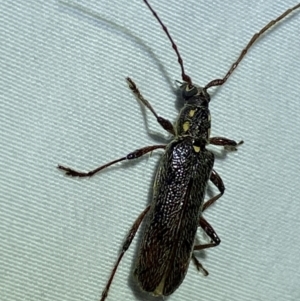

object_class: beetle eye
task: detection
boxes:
[181,84,198,100]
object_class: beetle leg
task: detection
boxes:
[127,77,175,135]
[192,217,221,275]
[194,217,221,252]
[191,254,209,276]
[58,144,166,177]
[209,137,243,151]
[202,169,225,212]
[100,205,151,301]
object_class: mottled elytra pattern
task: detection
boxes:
[57,1,300,301]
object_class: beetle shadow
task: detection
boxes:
[57,0,177,92]
[58,0,181,145]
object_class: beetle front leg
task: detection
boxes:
[126,77,175,135]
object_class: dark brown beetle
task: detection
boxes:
[58,1,300,300]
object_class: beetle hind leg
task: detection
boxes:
[191,254,209,276]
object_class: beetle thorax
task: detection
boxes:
[175,103,211,142]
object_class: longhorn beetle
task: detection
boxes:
[58,1,300,300]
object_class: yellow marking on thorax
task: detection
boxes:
[189,109,196,117]
[193,145,201,153]
[183,121,190,132]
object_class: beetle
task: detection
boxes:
[58,1,300,300]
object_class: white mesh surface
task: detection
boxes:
[1,1,300,301]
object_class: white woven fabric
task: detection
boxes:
[1,1,300,300]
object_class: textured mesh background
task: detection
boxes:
[1,1,300,301]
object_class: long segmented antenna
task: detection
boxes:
[143,1,300,91]
[143,0,192,86]
[204,3,300,90]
